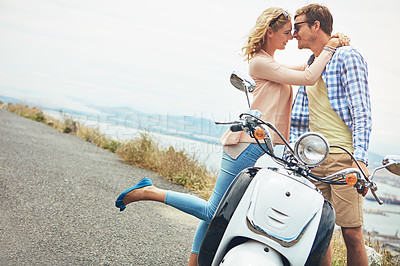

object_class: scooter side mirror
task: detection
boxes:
[230,71,255,93]
[382,155,400,175]
[230,71,256,108]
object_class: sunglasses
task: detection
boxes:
[293,20,315,33]
[270,10,289,26]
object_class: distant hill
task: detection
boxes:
[86,105,230,145]
[0,97,228,145]
[0,95,22,105]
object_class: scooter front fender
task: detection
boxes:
[220,240,283,266]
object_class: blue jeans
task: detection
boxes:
[164,143,266,254]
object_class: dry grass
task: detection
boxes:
[331,228,400,265]
[365,234,400,266]
[77,126,120,152]
[2,103,119,152]
[3,103,78,134]
[4,103,46,122]
[115,133,216,199]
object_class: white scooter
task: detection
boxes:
[197,72,400,266]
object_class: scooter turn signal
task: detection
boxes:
[254,127,266,140]
[346,174,358,186]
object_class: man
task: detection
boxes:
[290,4,371,266]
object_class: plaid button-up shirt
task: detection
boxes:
[290,46,372,164]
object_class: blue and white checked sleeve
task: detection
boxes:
[289,86,310,144]
[339,48,372,164]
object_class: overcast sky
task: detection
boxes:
[0,0,399,155]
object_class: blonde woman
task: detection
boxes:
[115,7,345,266]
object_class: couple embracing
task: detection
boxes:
[116,3,371,266]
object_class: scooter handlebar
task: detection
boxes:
[230,124,243,132]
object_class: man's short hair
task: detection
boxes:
[295,4,333,36]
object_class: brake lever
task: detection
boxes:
[367,182,383,205]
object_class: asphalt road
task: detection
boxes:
[0,109,199,265]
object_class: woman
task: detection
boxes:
[115,7,345,265]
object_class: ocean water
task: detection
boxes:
[363,183,400,236]
[46,110,400,238]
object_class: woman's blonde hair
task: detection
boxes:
[242,8,291,61]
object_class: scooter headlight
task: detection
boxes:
[294,133,329,166]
